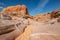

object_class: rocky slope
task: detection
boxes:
[15,9,60,40]
[0,5,60,40]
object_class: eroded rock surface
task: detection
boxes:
[2,5,29,16]
[0,5,60,40]
[15,10,60,40]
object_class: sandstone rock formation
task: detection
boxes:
[0,5,30,40]
[33,13,50,22]
[33,9,60,22]
[50,9,60,18]
[16,18,60,40]
[0,5,60,40]
[0,18,29,40]
[2,5,29,17]
[15,10,60,40]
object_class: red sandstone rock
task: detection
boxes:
[2,5,29,16]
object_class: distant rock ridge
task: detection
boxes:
[33,9,60,22]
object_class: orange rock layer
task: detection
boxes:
[2,5,29,16]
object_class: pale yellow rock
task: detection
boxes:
[15,25,34,40]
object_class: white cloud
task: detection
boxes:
[0,7,3,8]
[0,2,4,9]
[30,0,49,15]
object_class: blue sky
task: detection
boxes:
[0,0,60,16]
